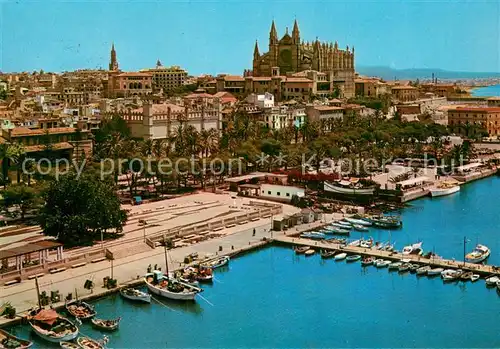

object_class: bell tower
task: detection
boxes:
[292,19,300,72]
[269,20,279,69]
[109,43,119,71]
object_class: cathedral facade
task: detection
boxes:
[251,20,355,97]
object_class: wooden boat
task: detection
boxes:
[398,263,411,273]
[361,257,374,266]
[485,275,500,286]
[120,288,151,303]
[352,224,368,232]
[346,255,361,262]
[324,180,376,196]
[145,271,202,301]
[374,259,390,268]
[304,249,315,256]
[328,227,350,235]
[203,256,230,269]
[371,216,402,229]
[65,300,96,320]
[388,262,402,270]
[402,242,423,256]
[471,274,480,282]
[60,342,80,349]
[427,267,444,276]
[334,253,347,261]
[294,246,310,254]
[301,232,326,239]
[409,264,420,273]
[28,309,78,343]
[460,271,473,281]
[332,222,351,229]
[320,250,336,259]
[77,337,104,349]
[441,269,460,282]
[344,217,372,226]
[416,266,431,275]
[91,317,121,331]
[184,266,214,282]
[0,328,33,349]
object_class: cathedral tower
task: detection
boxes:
[269,20,279,68]
[109,43,119,71]
[292,19,300,71]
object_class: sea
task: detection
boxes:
[471,84,500,97]
[7,176,500,348]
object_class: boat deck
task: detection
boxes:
[274,236,500,276]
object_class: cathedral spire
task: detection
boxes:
[109,42,118,71]
[254,40,260,58]
[292,19,300,43]
[270,20,278,45]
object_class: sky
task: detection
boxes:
[1,0,499,75]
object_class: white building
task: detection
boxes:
[246,92,275,109]
[260,184,305,202]
[263,105,306,130]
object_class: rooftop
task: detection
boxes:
[10,127,78,137]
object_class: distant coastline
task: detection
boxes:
[471,84,500,97]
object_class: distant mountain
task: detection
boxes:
[356,66,500,81]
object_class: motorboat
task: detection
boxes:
[370,216,403,229]
[430,182,460,197]
[320,250,336,259]
[346,255,361,262]
[361,257,374,266]
[91,317,121,331]
[398,263,411,273]
[441,269,460,282]
[360,238,374,248]
[332,222,351,230]
[324,180,376,196]
[344,217,372,226]
[388,262,402,270]
[348,239,361,247]
[28,309,79,343]
[352,224,369,232]
[402,242,423,256]
[485,275,500,286]
[65,300,96,320]
[460,271,473,282]
[203,256,230,269]
[294,246,310,254]
[465,244,490,264]
[145,271,202,301]
[0,328,33,349]
[375,259,391,268]
[416,266,431,275]
[77,336,105,349]
[120,288,151,303]
[301,232,326,240]
[471,274,480,282]
[327,227,350,235]
[427,267,444,276]
[305,249,315,256]
[334,253,347,261]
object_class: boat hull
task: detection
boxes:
[120,289,151,303]
[29,322,78,343]
[0,328,33,349]
[145,280,198,301]
[430,185,460,197]
[324,181,375,195]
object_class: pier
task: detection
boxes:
[274,235,500,277]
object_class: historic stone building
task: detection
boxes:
[251,20,355,97]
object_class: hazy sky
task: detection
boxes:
[1,0,499,74]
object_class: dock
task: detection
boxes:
[274,235,500,277]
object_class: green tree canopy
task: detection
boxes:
[3,184,42,219]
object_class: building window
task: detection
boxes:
[277,192,280,196]
[286,193,290,197]
[268,191,271,195]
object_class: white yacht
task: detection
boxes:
[430,182,460,197]
[465,244,490,264]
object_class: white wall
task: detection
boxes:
[260,184,304,202]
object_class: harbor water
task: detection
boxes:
[7,177,500,347]
[471,84,500,97]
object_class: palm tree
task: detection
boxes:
[0,143,25,188]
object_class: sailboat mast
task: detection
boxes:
[163,234,169,275]
[35,275,42,309]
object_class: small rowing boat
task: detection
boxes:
[409,264,420,273]
[398,263,411,273]
[28,309,79,343]
[65,300,96,320]
[361,257,374,266]
[320,250,336,259]
[375,259,391,268]
[294,246,310,254]
[460,271,473,282]
[203,256,230,269]
[388,262,402,270]
[120,288,151,303]
[346,255,361,262]
[59,342,80,349]
[77,336,104,349]
[352,224,368,232]
[0,328,33,349]
[304,249,315,256]
[485,275,500,286]
[344,217,372,226]
[416,266,431,275]
[471,274,480,282]
[91,317,121,331]
[334,253,347,261]
[427,267,444,276]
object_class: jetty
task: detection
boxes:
[274,235,500,277]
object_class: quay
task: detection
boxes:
[274,235,500,277]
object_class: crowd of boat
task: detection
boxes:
[0,255,231,349]
[293,242,500,288]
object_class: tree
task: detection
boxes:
[3,184,42,219]
[38,173,127,247]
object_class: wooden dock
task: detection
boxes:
[274,236,500,277]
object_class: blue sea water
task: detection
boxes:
[471,84,500,97]
[7,177,500,348]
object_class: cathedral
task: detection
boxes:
[251,20,355,97]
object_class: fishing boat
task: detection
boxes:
[441,269,461,282]
[203,256,230,269]
[28,309,79,343]
[402,242,423,256]
[460,271,473,282]
[120,288,151,303]
[485,275,500,286]
[371,216,403,229]
[360,238,374,248]
[465,244,491,264]
[348,239,361,247]
[301,232,326,240]
[409,264,420,273]
[334,253,347,261]
[338,220,353,227]
[471,274,480,282]
[344,217,372,226]
[427,267,444,276]
[328,227,350,235]
[331,223,351,230]
[346,255,361,262]
[91,317,121,331]
[77,337,104,349]
[59,342,80,349]
[352,224,369,232]
[176,272,200,287]
[304,249,315,256]
[374,259,391,268]
[193,267,213,282]
[0,329,33,349]
[430,182,460,197]
[320,250,336,259]
[388,262,402,270]
[398,263,411,273]
[145,270,202,301]
[361,257,374,266]
[294,246,310,254]
[324,180,376,196]
[416,266,431,275]
[65,300,96,320]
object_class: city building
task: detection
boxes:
[250,20,355,97]
[106,72,153,98]
[355,78,389,97]
[141,62,188,92]
[246,93,275,109]
[448,107,500,136]
[391,85,418,102]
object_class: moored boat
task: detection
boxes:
[77,336,104,349]
[59,342,80,349]
[388,262,402,270]
[402,242,423,256]
[352,224,369,232]
[430,182,460,197]
[441,269,460,282]
[320,250,336,259]
[300,232,326,240]
[344,217,372,226]
[370,216,402,229]
[324,180,376,196]
[485,275,500,286]
[360,238,374,248]
[28,309,78,343]
[471,274,480,282]
[334,253,347,261]
[460,271,473,282]
[120,288,151,303]
[375,259,391,268]
[65,300,96,320]
[0,328,33,349]
[145,271,202,301]
[328,227,350,235]
[427,267,444,276]
[91,317,121,331]
[304,249,315,256]
[346,255,361,262]
[361,257,374,266]
[294,246,310,254]
[465,244,490,264]
[203,256,230,269]
[416,266,431,275]
[398,263,411,273]
[409,264,420,273]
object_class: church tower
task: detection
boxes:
[292,19,300,72]
[109,43,119,71]
[269,20,278,69]
[253,40,260,76]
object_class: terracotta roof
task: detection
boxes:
[10,127,77,137]
[391,86,417,90]
[487,96,500,101]
[449,107,500,113]
[313,106,344,111]
[284,78,313,83]
[117,72,152,77]
[133,103,184,114]
[223,75,245,82]
[252,77,272,81]
[25,142,73,153]
[185,93,214,99]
